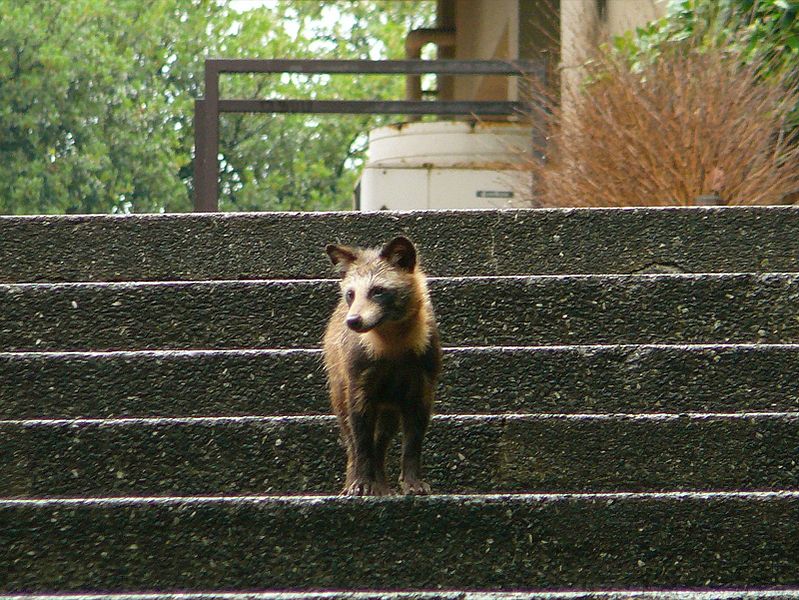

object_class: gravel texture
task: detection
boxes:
[2,414,798,497]
[3,344,798,419]
[3,274,799,351]
[2,493,799,591]
[2,207,799,282]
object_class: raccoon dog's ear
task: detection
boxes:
[380,236,416,272]
[326,244,357,274]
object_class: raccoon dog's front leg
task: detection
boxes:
[344,386,393,496]
[399,378,434,495]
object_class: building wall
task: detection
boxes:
[452,0,519,101]
[560,0,668,101]
[606,0,665,35]
[519,0,560,81]
[432,0,664,103]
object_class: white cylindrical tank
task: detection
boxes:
[359,121,533,211]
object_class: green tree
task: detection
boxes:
[0,0,435,214]
[657,0,799,64]
[0,0,223,213]
[613,0,798,90]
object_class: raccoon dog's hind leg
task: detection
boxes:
[344,387,393,496]
[373,408,400,492]
[328,369,358,492]
[399,376,434,495]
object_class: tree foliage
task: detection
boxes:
[215,2,434,211]
[666,0,797,61]
[612,1,798,98]
[0,1,435,214]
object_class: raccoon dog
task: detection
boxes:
[323,236,441,496]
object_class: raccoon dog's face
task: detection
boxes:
[326,236,418,333]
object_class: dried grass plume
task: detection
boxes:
[524,46,799,207]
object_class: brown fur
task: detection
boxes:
[322,236,442,496]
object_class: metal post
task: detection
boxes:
[194,64,219,212]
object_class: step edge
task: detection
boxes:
[4,412,799,427]
[2,204,797,223]
[4,272,799,289]
[4,343,799,359]
[4,490,799,506]
[2,590,799,600]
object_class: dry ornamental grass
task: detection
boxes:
[526,48,799,207]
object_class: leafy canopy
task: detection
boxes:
[612,0,798,76]
[0,0,435,214]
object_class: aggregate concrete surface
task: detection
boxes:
[2,207,799,282]
[2,493,798,591]
[2,414,798,497]
[3,593,799,600]
[3,274,799,351]
[2,344,799,418]
[4,207,799,597]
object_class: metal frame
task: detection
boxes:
[194,58,543,211]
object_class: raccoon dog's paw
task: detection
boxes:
[341,479,395,497]
[400,478,432,495]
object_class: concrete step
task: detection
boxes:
[3,414,798,497]
[2,207,799,283]
[2,344,799,419]
[2,492,798,591]
[3,274,799,351]
[4,593,799,600]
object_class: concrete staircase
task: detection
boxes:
[2,207,799,598]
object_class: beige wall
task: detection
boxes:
[560,0,667,99]
[560,0,601,107]
[431,0,665,103]
[606,0,666,35]
[452,0,519,101]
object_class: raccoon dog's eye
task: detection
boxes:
[345,289,355,304]
[370,286,386,298]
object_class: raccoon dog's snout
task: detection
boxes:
[346,314,365,332]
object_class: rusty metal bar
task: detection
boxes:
[209,58,542,75]
[193,59,543,212]
[219,99,527,115]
